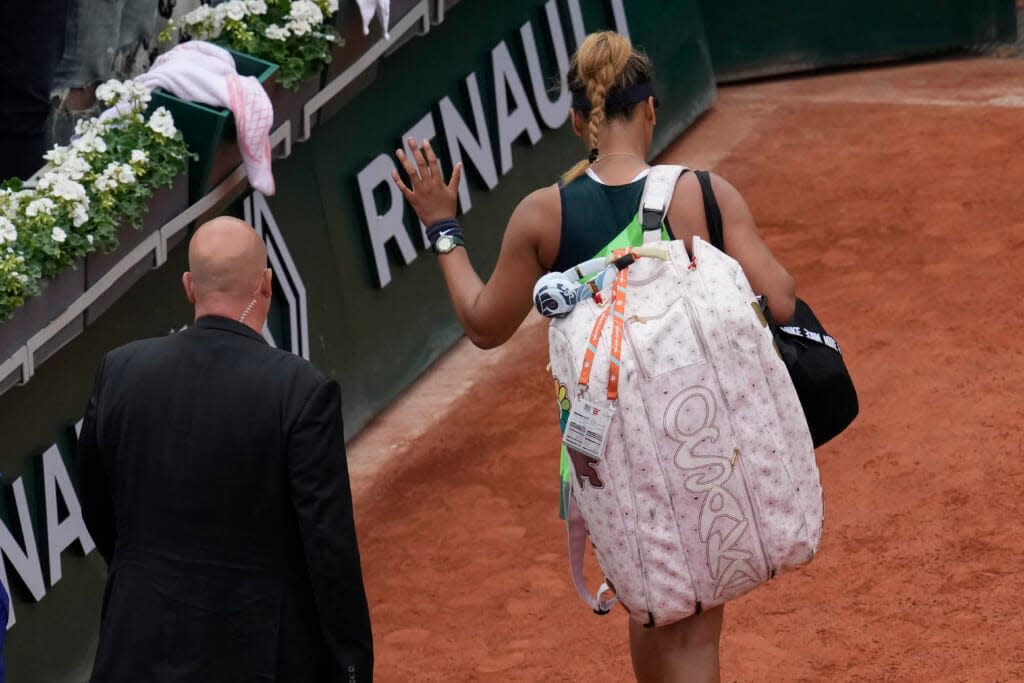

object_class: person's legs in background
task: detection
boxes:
[0,0,69,182]
[49,0,164,149]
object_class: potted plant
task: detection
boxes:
[0,80,191,364]
[83,81,193,322]
[0,172,92,365]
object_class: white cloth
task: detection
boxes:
[102,41,276,195]
[355,0,390,39]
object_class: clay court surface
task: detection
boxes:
[347,56,1024,681]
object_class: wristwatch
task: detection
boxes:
[433,234,465,255]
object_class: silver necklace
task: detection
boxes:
[592,152,646,164]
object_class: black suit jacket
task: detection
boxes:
[77,316,373,682]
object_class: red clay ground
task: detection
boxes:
[348,56,1024,681]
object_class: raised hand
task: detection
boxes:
[392,137,464,227]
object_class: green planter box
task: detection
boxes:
[149,49,277,203]
[266,71,322,138]
[0,259,86,371]
[0,169,189,384]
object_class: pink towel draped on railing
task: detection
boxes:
[101,41,276,196]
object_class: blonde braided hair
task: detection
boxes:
[562,32,654,184]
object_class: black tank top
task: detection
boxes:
[552,170,678,273]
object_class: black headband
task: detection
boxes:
[571,80,656,114]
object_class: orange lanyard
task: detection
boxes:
[578,249,632,401]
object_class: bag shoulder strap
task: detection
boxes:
[567,495,618,615]
[694,170,725,252]
[639,164,688,231]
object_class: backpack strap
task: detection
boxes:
[694,170,725,252]
[639,164,688,235]
[567,495,618,615]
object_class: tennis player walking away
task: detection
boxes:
[394,31,795,682]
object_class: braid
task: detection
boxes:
[585,74,609,161]
[561,31,646,184]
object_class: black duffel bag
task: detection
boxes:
[694,170,858,447]
[769,298,858,447]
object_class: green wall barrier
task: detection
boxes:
[698,0,1017,81]
[0,1,716,679]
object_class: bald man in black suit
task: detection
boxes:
[77,217,373,682]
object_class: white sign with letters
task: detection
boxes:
[356,0,631,287]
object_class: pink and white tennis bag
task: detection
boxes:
[545,165,823,627]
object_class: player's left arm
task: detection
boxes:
[712,174,797,322]
[393,138,551,349]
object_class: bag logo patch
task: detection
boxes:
[665,386,763,598]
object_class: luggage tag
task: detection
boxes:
[562,399,617,461]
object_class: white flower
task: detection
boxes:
[51,227,67,243]
[15,272,29,285]
[94,82,117,104]
[183,4,223,38]
[112,80,152,112]
[74,117,107,137]
[126,80,151,103]
[245,0,267,14]
[72,204,90,228]
[290,0,323,23]
[57,155,91,181]
[13,190,33,211]
[45,144,92,179]
[147,107,178,138]
[56,178,88,204]
[94,162,134,194]
[287,0,323,34]
[220,0,248,21]
[43,145,72,166]
[25,198,56,217]
[39,173,90,208]
[110,163,136,185]
[184,4,210,20]
[86,234,94,245]
[131,149,148,165]
[0,190,30,220]
[95,79,128,105]
[0,217,17,244]
[72,130,108,155]
[183,4,213,27]
[57,178,88,205]
[264,23,290,40]
[209,11,227,36]
[326,0,338,12]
